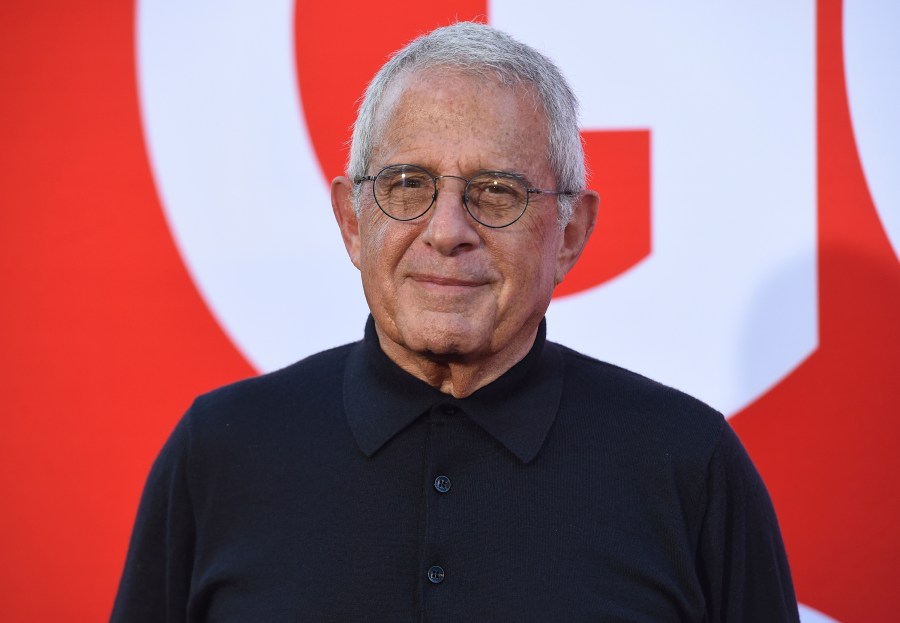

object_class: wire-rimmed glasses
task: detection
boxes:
[354,164,576,228]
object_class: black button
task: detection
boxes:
[440,405,458,415]
[427,565,445,584]
[433,475,451,493]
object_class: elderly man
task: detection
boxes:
[112,22,799,622]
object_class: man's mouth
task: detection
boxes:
[409,273,488,291]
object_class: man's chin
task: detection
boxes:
[394,316,490,362]
[371,303,505,361]
[405,332,483,363]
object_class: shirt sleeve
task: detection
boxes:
[697,422,800,622]
[110,414,195,623]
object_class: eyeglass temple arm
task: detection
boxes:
[526,188,578,196]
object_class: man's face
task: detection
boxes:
[334,69,595,383]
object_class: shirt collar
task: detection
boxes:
[343,316,565,464]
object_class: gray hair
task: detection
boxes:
[347,22,585,225]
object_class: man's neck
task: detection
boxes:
[374,324,539,399]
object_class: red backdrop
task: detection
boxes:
[1,1,897,620]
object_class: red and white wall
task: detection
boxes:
[1,1,897,620]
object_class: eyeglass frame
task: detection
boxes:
[353,163,578,229]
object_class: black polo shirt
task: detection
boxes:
[112,318,799,622]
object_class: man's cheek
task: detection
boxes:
[359,216,392,265]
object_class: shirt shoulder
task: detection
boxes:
[193,342,353,414]
[181,342,357,458]
[550,340,727,474]
[553,341,724,420]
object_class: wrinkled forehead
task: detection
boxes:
[372,66,546,146]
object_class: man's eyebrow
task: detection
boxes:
[382,163,533,182]
[475,168,530,182]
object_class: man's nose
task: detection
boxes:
[421,177,480,254]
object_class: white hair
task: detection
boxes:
[347,22,585,225]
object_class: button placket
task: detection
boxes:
[421,404,458,604]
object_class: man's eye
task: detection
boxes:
[382,172,430,191]
[472,176,524,199]
[484,182,513,194]
[397,176,426,189]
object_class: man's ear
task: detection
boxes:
[555,189,600,284]
[331,176,362,270]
